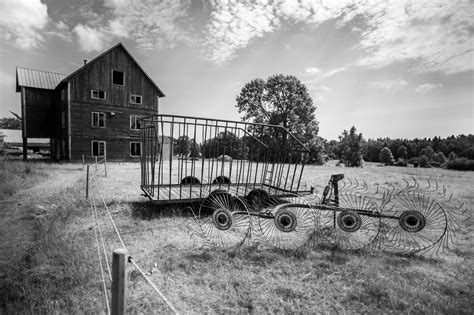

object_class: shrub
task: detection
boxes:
[444,158,474,171]
[418,155,431,168]
[395,159,407,167]
[408,157,419,167]
[379,147,395,165]
[434,152,446,165]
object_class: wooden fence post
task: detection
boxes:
[82,154,85,170]
[86,165,90,199]
[104,157,108,178]
[112,248,128,315]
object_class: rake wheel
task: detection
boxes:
[256,195,316,251]
[194,191,251,249]
[379,192,448,254]
[319,192,381,250]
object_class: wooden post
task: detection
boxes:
[104,157,108,177]
[112,248,128,315]
[22,137,27,161]
[82,154,85,170]
[86,165,90,199]
[95,156,98,170]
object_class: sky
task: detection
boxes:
[0,0,472,140]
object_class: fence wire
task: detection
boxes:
[86,159,180,314]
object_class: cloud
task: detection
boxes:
[46,21,73,42]
[0,0,48,49]
[102,0,192,54]
[305,67,322,75]
[352,0,473,74]
[73,24,108,53]
[415,83,442,94]
[205,1,279,63]
[369,79,408,91]
[305,66,346,77]
[204,0,473,73]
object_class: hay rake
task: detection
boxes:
[188,175,469,256]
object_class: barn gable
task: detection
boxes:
[61,42,165,98]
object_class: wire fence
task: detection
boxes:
[85,160,179,314]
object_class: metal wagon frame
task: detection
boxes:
[140,114,314,204]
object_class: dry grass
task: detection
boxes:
[1,160,473,313]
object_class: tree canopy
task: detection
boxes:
[236,74,318,136]
[235,74,322,163]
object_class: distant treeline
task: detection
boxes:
[324,134,474,170]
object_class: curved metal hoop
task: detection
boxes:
[318,192,381,250]
[256,195,317,251]
[192,191,251,249]
[379,192,448,254]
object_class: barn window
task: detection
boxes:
[112,70,125,86]
[91,89,106,100]
[130,94,142,104]
[92,112,106,128]
[91,141,106,157]
[130,115,141,130]
[130,142,141,157]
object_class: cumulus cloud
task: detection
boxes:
[352,0,473,74]
[69,0,192,54]
[73,24,108,53]
[369,79,408,91]
[0,0,48,49]
[102,0,192,54]
[204,0,473,73]
[415,83,443,94]
[205,1,279,63]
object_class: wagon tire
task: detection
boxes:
[247,188,270,212]
[181,176,200,185]
[212,176,231,185]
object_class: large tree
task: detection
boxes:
[235,74,321,163]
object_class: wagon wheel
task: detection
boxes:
[246,188,270,212]
[379,192,448,254]
[256,195,317,251]
[195,191,251,249]
[318,192,381,250]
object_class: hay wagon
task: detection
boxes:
[139,114,314,205]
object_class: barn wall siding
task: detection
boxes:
[23,88,56,138]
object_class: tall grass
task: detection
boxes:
[0,163,105,313]
[0,159,49,199]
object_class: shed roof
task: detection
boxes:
[16,67,66,92]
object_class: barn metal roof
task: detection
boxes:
[16,67,66,92]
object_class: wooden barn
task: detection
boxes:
[16,42,166,161]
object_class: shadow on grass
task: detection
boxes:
[129,201,198,220]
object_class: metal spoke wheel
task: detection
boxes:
[256,194,317,251]
[195,191,251,249]
[318,192,381,250]
[379,192,448,254]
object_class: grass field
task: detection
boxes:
[0,159,473,313]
